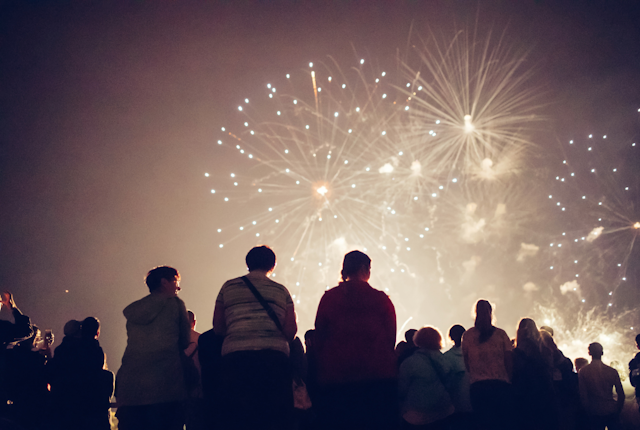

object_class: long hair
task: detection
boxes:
[474,299,495,343]
[515,317,541,356]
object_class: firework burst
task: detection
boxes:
[400,28,544,179]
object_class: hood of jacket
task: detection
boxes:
[123,294,175,325]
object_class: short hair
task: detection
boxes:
[187,310,196,326]
[63,320,81,337]
[635,333,640,345]
[516,318,541,348]
[449,324,466,345]
[81,317,100,339]
[341,250,371,282]
[405,328,418,343]
[245,246,276,272]
[413,326,443,351]
[588,342,603,357]
[575,357,589,371]
[145,266,179,292]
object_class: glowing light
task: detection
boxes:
[463,114,474,133]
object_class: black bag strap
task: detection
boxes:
[241,276,285,335]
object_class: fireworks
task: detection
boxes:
[545,133,640,312]
[399,28,543,180]
[209,57,422,329]
[206,28,638,347]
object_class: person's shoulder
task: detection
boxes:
[462,327,479,339]
[604,362,620,374]
[494,327,509,337]
[263,276,288,290]
[221,277,244,289]
[443,346,460,357]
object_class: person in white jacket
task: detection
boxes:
[115,266,191,430]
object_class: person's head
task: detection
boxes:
[540,326,554,337]
[413,326,443,351]
[145,266,180,295]
[473,299,493,328]
[635,333,640,349]
[405,329,418,346]
[516,318,541,348]
[63,320,82,338]
[574,357,589,372]
[448,324,466,347]
[246,246,277,273]
[188,310,196,329]
[81,317,100,340]
[341,250,371,282]
[588,342,604,359]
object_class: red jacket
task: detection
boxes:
[314,280,397,385]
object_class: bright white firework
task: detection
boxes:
[210,57,419,333]
[400,28,544,178]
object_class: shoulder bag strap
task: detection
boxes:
[241,276,285,335]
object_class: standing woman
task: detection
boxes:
[512,318,557,430]
[461,299,513,430]
[314,250,397,430]
[213,246,297,430]
[398,326,454,429]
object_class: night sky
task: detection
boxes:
[1,0,639,371]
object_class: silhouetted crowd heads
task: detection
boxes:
[0,246,638,430]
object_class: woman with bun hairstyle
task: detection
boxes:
[313,250,397,430]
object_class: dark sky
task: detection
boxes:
[1,0,639,370]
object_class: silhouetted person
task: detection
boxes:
[461,299,513,430]
[185,310,205,430]
[398,326,454,429]
[313,250,397,430]
[539,330,576,429]
[116,266,190,430]
[579,342,624,430]
[2,328,49,430]
[213,246,297,430]
[575,357,589,372]
[0,292,33,347]
[443,324,472,430]
[304,329,319,402]
[81,316,107,371]
[0,292,34,424]
[49,316,113,430]
[511,318,557,430]
[396,329,418,367]
[628,333,640,413]
[197,327,224,429]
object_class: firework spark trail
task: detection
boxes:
[547,134,640,310]
[210,56,424,332]
[400,28,543,179]
[533,304,636,377]
[208,29,553,337]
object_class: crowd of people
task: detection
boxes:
[0,246,637,430]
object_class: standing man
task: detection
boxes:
[115,266,191,430]
[578,342,625,430]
